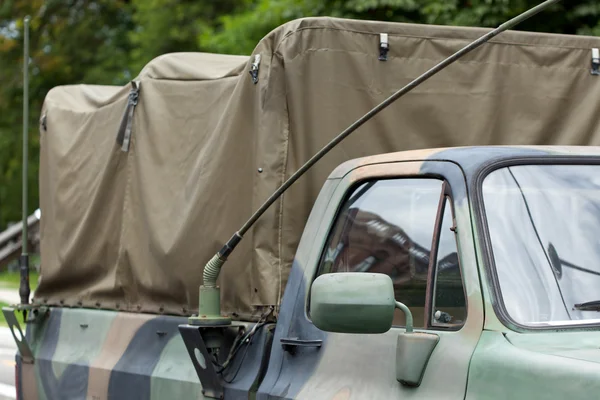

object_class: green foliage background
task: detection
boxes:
[0,0,598,228]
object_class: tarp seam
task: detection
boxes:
[115,132,134,310]
[283,47,593,72]
[274,25,600,54]
[277,52,291,311]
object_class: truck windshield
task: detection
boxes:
[482,164,600,327]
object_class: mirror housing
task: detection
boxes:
[310,272,395,334]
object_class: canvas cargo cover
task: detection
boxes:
[35,17,600,320]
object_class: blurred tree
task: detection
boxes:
[199,0,600,55]
[0,0,133,228]
[129,0,251,73]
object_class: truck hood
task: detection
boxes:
[504,330,600,364]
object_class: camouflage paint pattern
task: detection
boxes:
[19,308,205,400]
[16,145,600,399]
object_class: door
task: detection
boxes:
[257,160,484,400]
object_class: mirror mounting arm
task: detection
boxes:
[395,301,413,333]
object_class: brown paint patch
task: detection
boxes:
[350,161,424,183]
[331,387,352,400]
[85,312,154,400]
[22,362,39,400]
[330,147,447,179]
[359,148,446,167]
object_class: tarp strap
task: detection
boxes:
[249,54,261,84]
[592,48,600,76]
[379,33,389,61]
[116,81,140,152]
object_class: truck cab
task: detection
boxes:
[247,145,600,399]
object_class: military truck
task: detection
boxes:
[6,5,600,399]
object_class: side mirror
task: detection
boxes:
[310,272,395,334]
[310,272,439,388]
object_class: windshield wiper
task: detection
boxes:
[574,301,600,311]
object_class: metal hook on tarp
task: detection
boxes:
[379,33,389,61]
[591,48,600,76]
[249,54,261,84]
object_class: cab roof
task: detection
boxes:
[330,145,600,179]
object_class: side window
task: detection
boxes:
[317,178,467,329]
[431,197,467,327]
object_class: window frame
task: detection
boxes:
[474,156,600,332]
[311,176,468,331]
[426,182,467,331]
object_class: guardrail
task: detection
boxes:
[0,211,40,270]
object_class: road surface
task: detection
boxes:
[0,284,34,398]
[0,287,36,399]
[0,289,20,306]
[0,328,16,399]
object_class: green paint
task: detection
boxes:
[504,331,600,362]
[466,331,600,399]
[190,253,231,326]
[395,331,440,387]
[50,308,117,378]
[310,272,395,334]
[189,285,231,326]
[150,335,203,400]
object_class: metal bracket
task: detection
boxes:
[379,33,389,61]
[592,48,600,76]
[10,303,48,323]
[2,307,36,363]
[178,323,245,399]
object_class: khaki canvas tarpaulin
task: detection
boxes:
[35,17,600,320]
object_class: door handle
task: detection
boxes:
[280,337,323,355]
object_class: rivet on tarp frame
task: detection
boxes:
[116,81,141,152]
[591,48,600,76]
[249,54,261,84]
[379,33,389,61]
